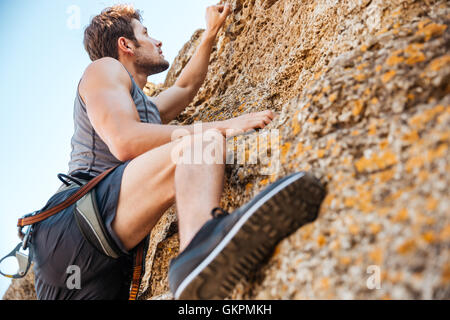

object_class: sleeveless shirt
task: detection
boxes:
[67,66,162,178]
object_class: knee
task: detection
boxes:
[174,129,227,165]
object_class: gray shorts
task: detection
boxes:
[32,161,139,300]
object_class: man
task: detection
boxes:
[31,3,325,300]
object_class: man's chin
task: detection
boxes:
[137,60,170,76]
[159,59,170,72]
[152,59,170,74]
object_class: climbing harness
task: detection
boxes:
[0,165,146,300]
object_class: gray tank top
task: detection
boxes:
[67,68,162,177]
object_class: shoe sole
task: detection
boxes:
[175,172,325,300]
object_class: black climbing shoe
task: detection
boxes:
[168,171,326,300]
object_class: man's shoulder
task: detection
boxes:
[81,57,131,89]
[86,57,122,71]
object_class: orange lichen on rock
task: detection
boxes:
[329,93,338,103]
[397,239,416,254]
[382,70,396,83]
[405,155,425,172]
[357,62,369,71]
[280,142,291,163]
[291,111,301,135]
[417,19,432,30]
[415,22,447,41]
[402,130,419,143]
[376,27,389,36]
[348,223,360,235]
[369,223,382,235]
[369,248,383,265]
[404,43,426,65]
[427,55,450,72]
[317,234,326,247]
[379,139,389,150]
[370,168,395,183]
[339,256,352,265]
[355,150,398,173]
[393,208,409,222]
[368,123,377,135]
[386,51,405,66]
[353,73,366,82]
[352,100,364,116]
[316,149,326,158]
[320,278,330,290]
[421,231,436,244]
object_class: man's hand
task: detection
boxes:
[205,3,232,36]
[220,110,276,136]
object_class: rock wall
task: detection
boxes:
[3,269,36,300]
[142,0,450,300]
[5,0,449,300]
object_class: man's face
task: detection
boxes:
[130,19,169,75]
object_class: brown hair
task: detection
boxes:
[84,4,143,61]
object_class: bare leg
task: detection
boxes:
[175,159,225,252]
[113,130,226,251]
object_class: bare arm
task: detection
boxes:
[79,57,231,161]
[151,4,232,124]
[80,53,274,163]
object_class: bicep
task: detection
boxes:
[80,63,139,159]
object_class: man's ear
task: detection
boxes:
[118,37,134,56]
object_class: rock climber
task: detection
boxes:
[31,3,325,300]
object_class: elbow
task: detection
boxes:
[174,81,200,98]
[115,148,132,162]
[111,138,133,162]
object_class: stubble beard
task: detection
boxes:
[134,48,170,76]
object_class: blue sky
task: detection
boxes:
[0,0,218,299]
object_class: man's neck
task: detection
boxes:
[119,60,148,90]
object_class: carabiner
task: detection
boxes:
[0,243,33,279]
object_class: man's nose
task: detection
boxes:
[152,38,162,47]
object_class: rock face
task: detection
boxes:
[4,0,449,300]
[143,0,450,300]
[3,269,36,300]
